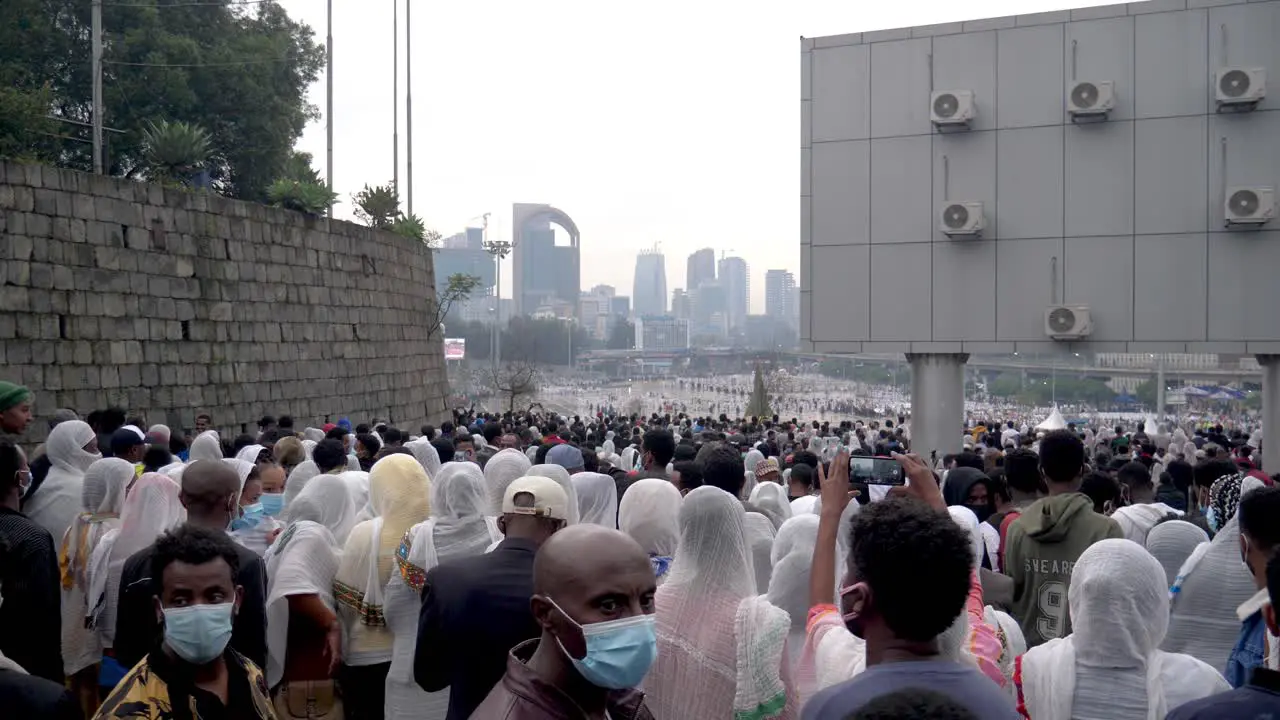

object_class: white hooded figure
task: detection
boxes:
[26,420,102,545]
[1017,539,1229,719]
[617,478,681,586]
[767,515,820,670]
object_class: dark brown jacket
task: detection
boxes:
[470,639,655,720]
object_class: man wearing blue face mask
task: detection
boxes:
[94,524,275,718]
[472,523,658,720]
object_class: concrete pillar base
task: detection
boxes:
[907,353,969,463]
[1259,355,1280,474]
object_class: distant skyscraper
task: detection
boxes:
[512,203,580,316]
[718,256,749,331]
[632,249,667,317]
[765,270,797,328]
[686,248,716,292]
[671,289,691,320]
[434,226,494,297]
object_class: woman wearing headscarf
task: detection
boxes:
[617,478,682,585]
[945,505,1016,690]
[85,472,184,689]
[404,437,441,479]
[1016,539,1229,719]
[225,458,282,556]
[750,481,794,530]
[619,446,639,474]
[283,458,322,507]
[263,473,355,718]
[483,448,531,516]
[188,429,223,462]
[746,511,778,594]
[1163,473,1265,671]
[570,471,618,527]
[528,463,578,525]
[25,419,101,546]
[1146,519,1210,588]
[942,466,998,570]
[767,515,819,670]
[648,486,797,720]
[383,461,499,720]
[333,454,431,720]
[59,457,131,716]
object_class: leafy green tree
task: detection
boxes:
[0,85,55,161]
[0,0,324,199]
[281,150,322,184]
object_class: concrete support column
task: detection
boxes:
[907,353,969,463]
[1259,355,1280,474]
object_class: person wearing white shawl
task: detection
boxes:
[261,473,352,714]
[483,448,531,516]
[86,473,184,659]
[746,511,778,594]
[1016,539,1229,719]
[282,459,321,507]
[188,429,223,462]
[25,420,101,546]
[751,481,794,530]
[383,461,500,719]
[332,454,431,718]
[342,470,373,525]
[157,461,186,483]
[405,437,442,478]
[235,443,268,465]
[226,458,283,556]
[571,472,618,527]
[528,464,579,525]
[303,427,326,444]
[648,486,798,720]
[617,478,681,585]
[767,515,819,671]
[1146,519,1210,588]
[59,457,131,713]
[619,446,639,473]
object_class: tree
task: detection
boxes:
[0,0,325,198]
[607,318,635,350]
[281,150,322,184]
[482,361,540,413]
[427,274,481,342]
[745,363,772,418]
[353,182,401,229]
[0,85,56,162]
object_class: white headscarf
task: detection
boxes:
[1019,539,1229,720]
[664,485,755,596]
[147,424,171,444]
[571,472,618,528]
[618,478,682,560]
[188,430,223,462]
[88,473,185,647]
[1145,520,1209,588]
[483,449,532,516]
[528,463,578,525]
[744,511,777,595]
[26,420,101,544]
[282,459,321,506]
[158,462,186,483]
[60,457,132,675]
[224,458,256,498]
[749,481,793,530]
[303,427,325,443]
[235,444,267,465]
[284,472,358,546]
[620,446,639,472]
[342,471,372,524]
[405,438,441,478]
[744,449,764,476]
[767,515,820,669]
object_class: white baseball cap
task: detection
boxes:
[503,476,570,521]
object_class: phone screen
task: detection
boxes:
[850,457,905,486]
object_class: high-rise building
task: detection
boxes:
[765,269,798,329]
[434,227,494,297]
[512,203,580,316]
[718,256,749,331]
[611,295,631,319]
[578,291,613,341]
[686,248,716,292]
[634,316,690,351]
[671,289,690,320]
[590,284,616,298]
[632,249,667,317]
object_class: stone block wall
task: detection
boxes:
[0,160,449,443]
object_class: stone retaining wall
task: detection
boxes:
[0,160,448,442]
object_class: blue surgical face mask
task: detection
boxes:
[547,597,657,690]
[162,602,234,664]
[230,503,264,531]
[259,493,284,517]
[1206,506,1220,533]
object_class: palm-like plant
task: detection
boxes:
[352,182,401,228]
[140,119,212,184]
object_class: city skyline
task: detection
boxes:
[274,0,1115,312]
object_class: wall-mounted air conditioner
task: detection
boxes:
[1216,68,1266,110]
[1045,306,1093,340]
[939,202,984,237]
[930,90,975,129]
[1067,80,1115,119]
[1224,186,1275,227]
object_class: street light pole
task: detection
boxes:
[392,0,398,191]
[91,0,103,174]
[326,0,334,214]
[483,236,512,369]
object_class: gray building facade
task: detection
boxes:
[512,203,580,316]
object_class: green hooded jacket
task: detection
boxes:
[1004,492,1124,647]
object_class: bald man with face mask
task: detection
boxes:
[471,524,658,720]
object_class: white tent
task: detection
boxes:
[1036,406,1067,432]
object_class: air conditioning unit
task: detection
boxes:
[1216,68,1266,109]
[1045,306,1093,340]
[1067,80,1115,118]
[930,90,975,128]
[1224,186,1275,226]
[939,201,984,237]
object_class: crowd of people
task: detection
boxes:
[1,376,1278,719]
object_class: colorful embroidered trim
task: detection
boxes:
[395,530,427,591]
[333,579,385,627]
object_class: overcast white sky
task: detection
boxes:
[278,0,1122,313]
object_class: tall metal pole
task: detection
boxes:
[392,0,399,192]
[326,0,334,214]
[91,0,103,174]
[405,0,413,216]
